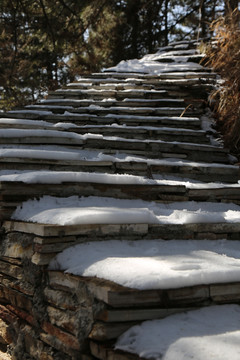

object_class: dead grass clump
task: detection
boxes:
[205,9,240,155]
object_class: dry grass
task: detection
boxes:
[205,9,240,155]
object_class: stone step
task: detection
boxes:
[46,271,240,342]
[46,114,203,130]
[0,119,207,145]
[48,82,215,102]
[68,75,216,86]
[155,54,204,63]
[67,83,156,91]
[84,138,230,164]
[48,88,170,100]
[63,125,210,144]
[2,177,240,221]
[39,98,186,108]
[0,129,85,146]
[2,113,202,130]
[0,154,238,183]
[26,104,196,117]
[0,136,230,163]
[67,73,215,102]
[89,68,213,79]
[3,221,240,266]
[67,71,215,87]
[0,180,186,221]
[0,120,208,144]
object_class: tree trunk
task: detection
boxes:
[200,0,207,38]
[164,0,169,46]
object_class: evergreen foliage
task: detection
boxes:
[0,0,234,109]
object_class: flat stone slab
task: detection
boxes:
[48,271,240,310]
[4,220,240,239]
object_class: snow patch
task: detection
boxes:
[115,305,240,360]
[49,239,240,290]
[11,196,240,225]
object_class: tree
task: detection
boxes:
[0,0,229,109]
[0,0,111,109]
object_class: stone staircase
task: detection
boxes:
[0,40,240,359]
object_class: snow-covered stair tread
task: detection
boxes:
[1,113,202,130]
[0,147,238,184]
[91,305,240,360]
[37,98,186,107]
[49,239,240,290]
[10,195,240,226]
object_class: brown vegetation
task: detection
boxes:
[205,9,240,157]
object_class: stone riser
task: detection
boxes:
[3,221,240,266]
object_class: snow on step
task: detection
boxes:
[83,136,230,164]
[0,171,186,220]
[0,129,218,158]
[46,114,202,130]
[1,171,240,220]
[64,125,210,144]
[66,71,215,87]
[2,112,202,130]
[48,88,177,101]
[0,128,86,145]
[26,104,189,117]
[11,196,240,226]
[0,147,238,183]
[49,239,240,290]
[37,98,186,108]
[113,305,240,360]
[0,126,228,163]
[0,117,62,130]
[0,118,208,144]
[1,169,240,190]
[105,60,205,74]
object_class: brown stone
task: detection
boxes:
[6,305,37,327]
[46,306,77,335]
[44,287,78,311]
[0,318,12,345]
[42,321,80,351]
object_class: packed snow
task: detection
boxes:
[11,196,240,225]
[1,170,240,190]
[49,239,240,289]
[115,305,240,360]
